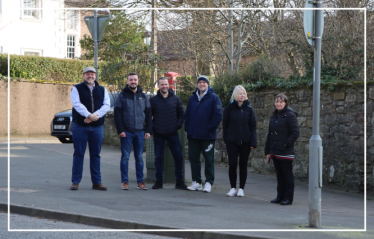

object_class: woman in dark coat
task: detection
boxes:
[223,85,257,197]
[265,93,299,205]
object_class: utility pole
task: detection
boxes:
[304,0,324,228]
[151,0,158,87]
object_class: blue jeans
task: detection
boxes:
[120,130,145,184]
[153,134,184,182]
[71,122,103,184]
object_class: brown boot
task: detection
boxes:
[121,182,129,190]
[92,183,107,191]
[70,183,79,190]
[137,182,148,190]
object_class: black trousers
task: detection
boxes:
[188,139,216,185]
[272,157,294,202]
[226,142,251,189]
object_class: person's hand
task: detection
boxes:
[250,147,254,149]
[88,114,100,121]
[84,118,92,124]
[144,133,151,139]
[119,132,126,138]
[266,154,271,164]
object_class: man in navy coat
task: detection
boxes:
[184,75,222,193]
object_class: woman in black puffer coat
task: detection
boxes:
[265,93,299,205]
[223,85,257,197]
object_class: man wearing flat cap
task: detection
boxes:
[184,75,222,193]
[69,66,110,191]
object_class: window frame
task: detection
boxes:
[66,35,76,59]
[22,0,43,20]
[21,48,43,56]
[66,10,77,30]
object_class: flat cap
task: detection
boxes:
[83,67,96,74]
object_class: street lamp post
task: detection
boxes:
[304,0,324,228]
[151,0,158,86]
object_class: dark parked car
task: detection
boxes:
[51,110,73,143]
[50,92,118,144]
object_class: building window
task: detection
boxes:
[24,52,40,56]
[66,10,77,30]
[67,35,75,59]
[23,0,42,19]
[22,48,42,56]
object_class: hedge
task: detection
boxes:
[0,54,106,83]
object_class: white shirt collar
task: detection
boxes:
[196,88,208,101]
[85,82,95,92]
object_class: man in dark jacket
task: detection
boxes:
[184,75,222,193]
[70,67,110,191]
[114,72,152,190]
[149,77,187,190]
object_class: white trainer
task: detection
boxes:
[203,182,212,193]
[226,188,237,197]
[237,188,244,197]
[187,181,203,191]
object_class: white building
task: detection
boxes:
[0,0,82,59]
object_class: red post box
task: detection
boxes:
[164,72,181,90]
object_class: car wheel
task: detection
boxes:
[58,137,73,144]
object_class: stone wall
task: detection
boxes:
[212,84,370,194]
[103,84,371,194]
[103,110,121,147]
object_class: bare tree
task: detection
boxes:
[96,0,374,81]
[262,0,372,80]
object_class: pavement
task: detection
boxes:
[0,137,373,238]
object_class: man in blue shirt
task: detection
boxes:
[70,67,110,191]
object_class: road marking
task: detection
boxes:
[0,153,20,157]
[0,188,39,193]
[0,146,29,150]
